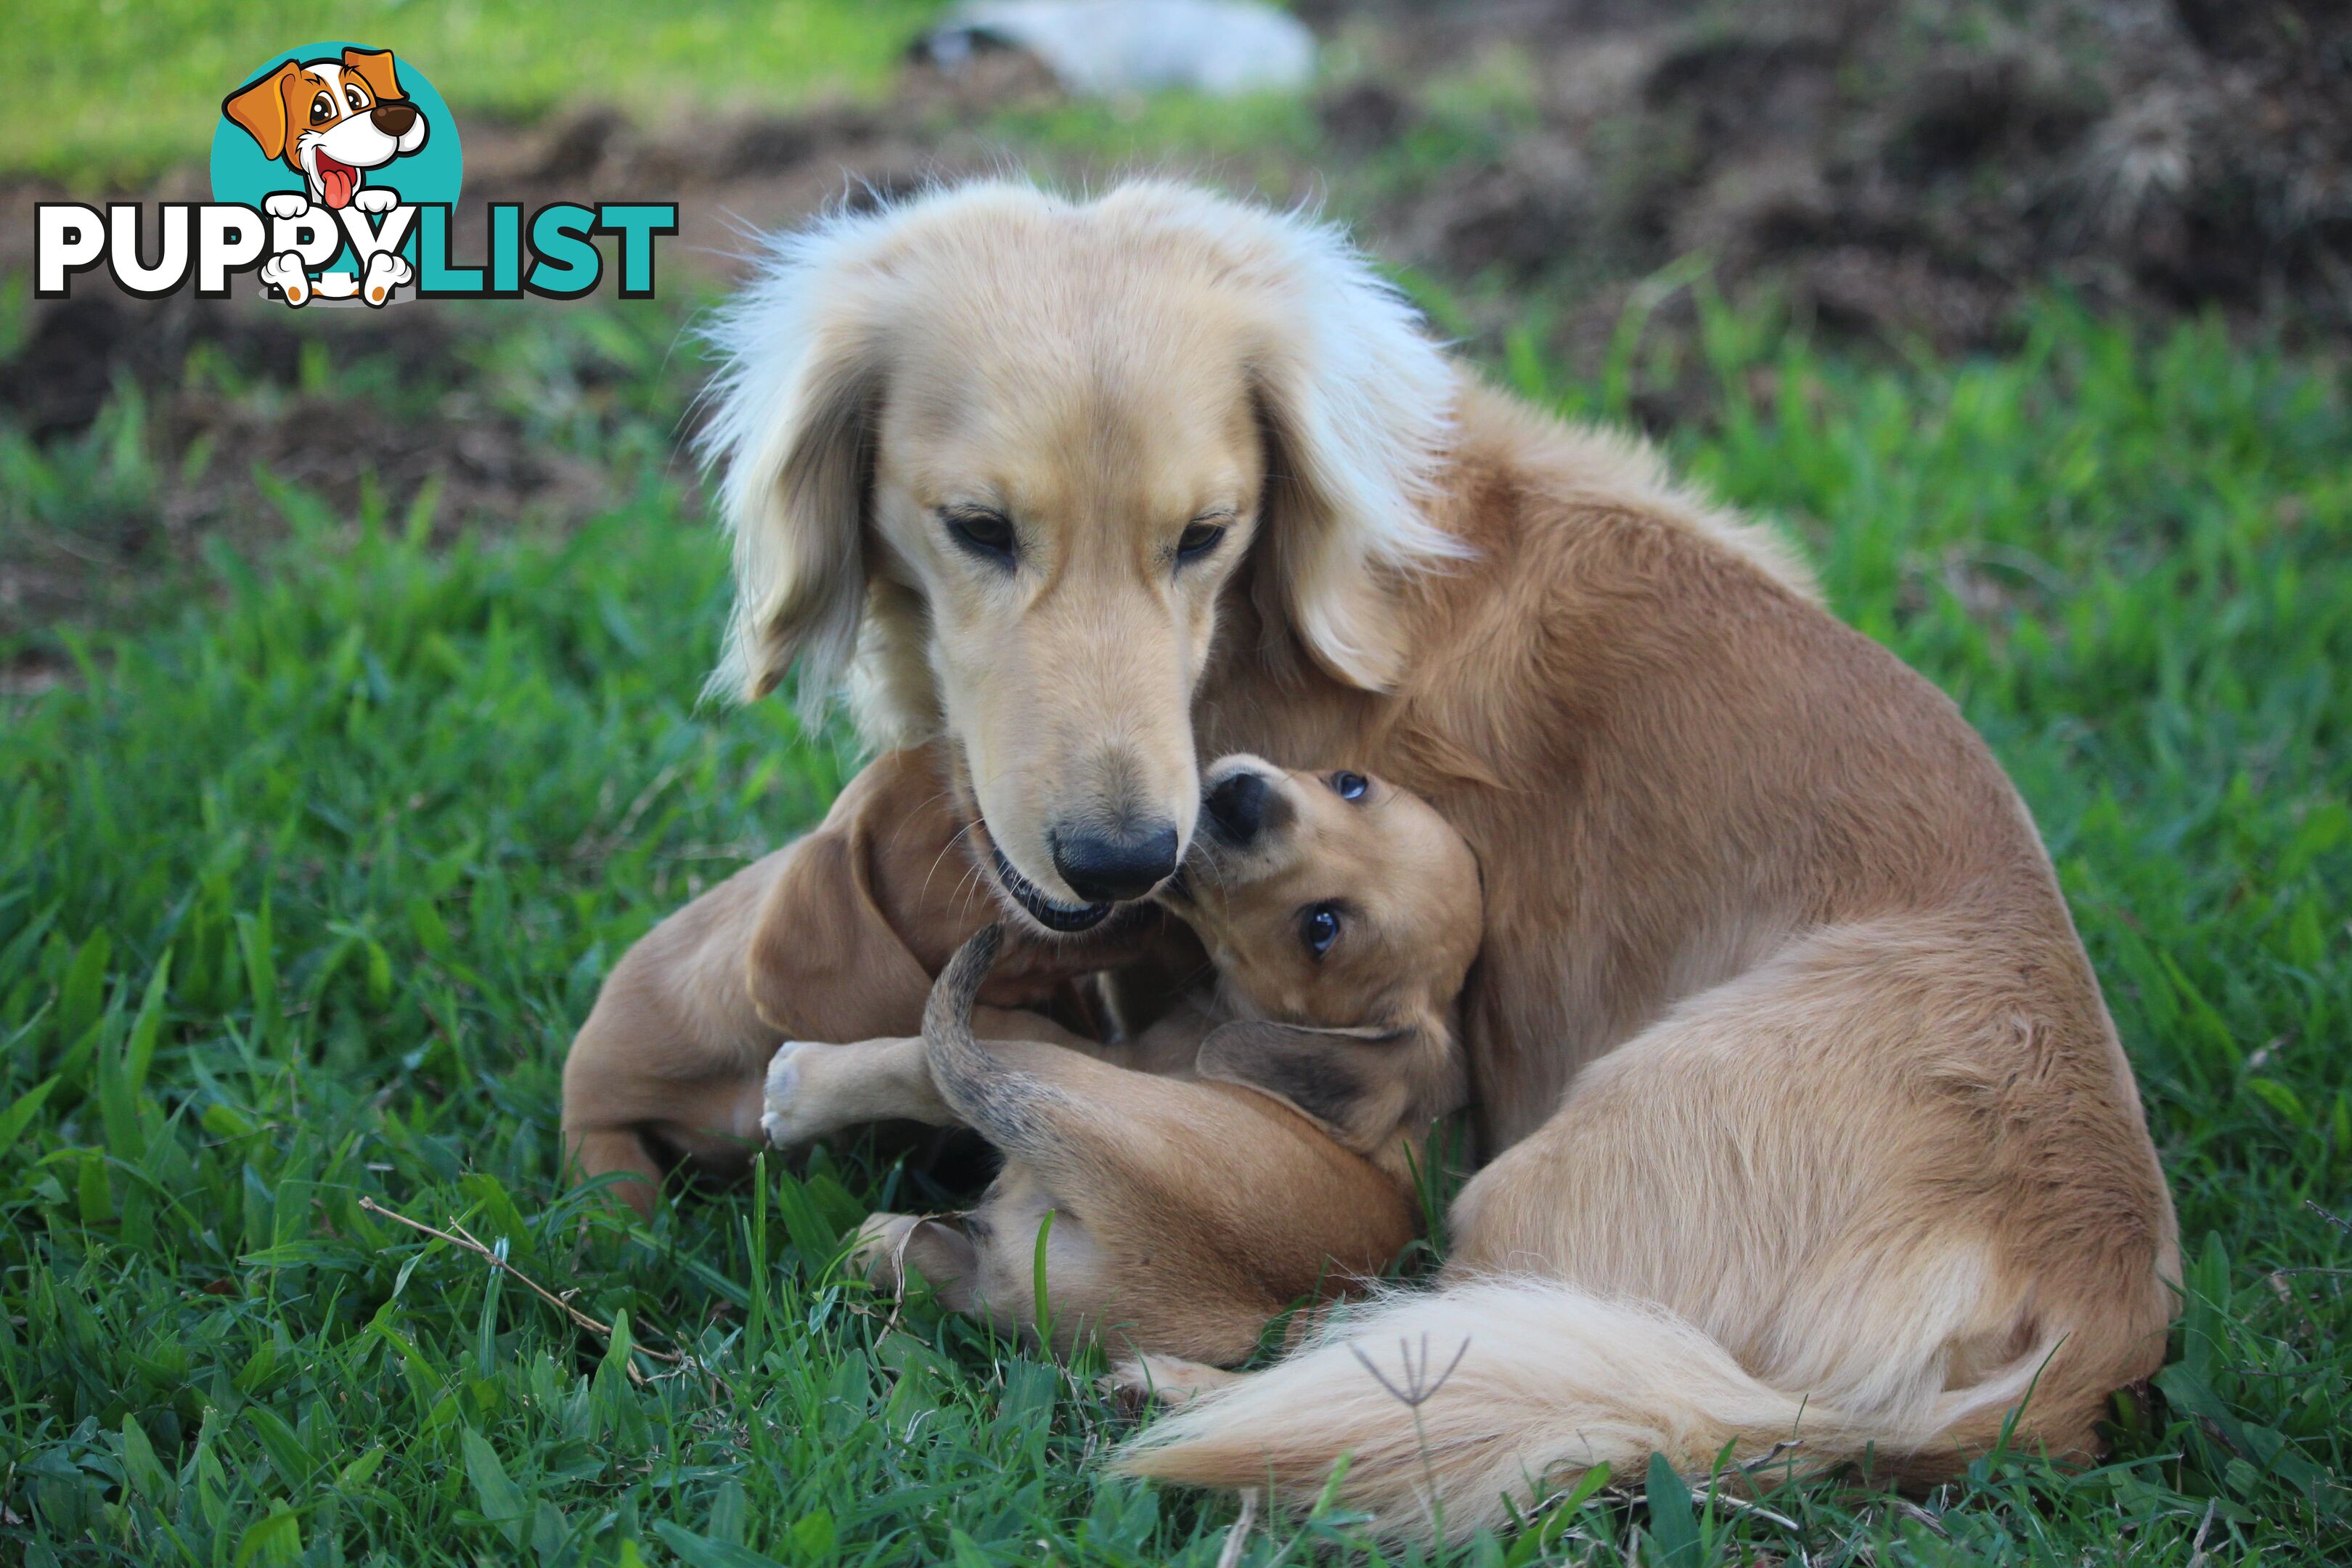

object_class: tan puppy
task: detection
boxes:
[762,755,1479,1364]
[560,745,1156,1216]
[701,180,2178,1536]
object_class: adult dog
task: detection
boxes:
[701,180,2177,1537]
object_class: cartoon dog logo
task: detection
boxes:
[221,47,426,305]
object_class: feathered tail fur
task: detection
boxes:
[1117,1276,2062,1541]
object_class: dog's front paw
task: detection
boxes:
[361,250,413,306]
[351,187,400,215]
[258,251,310,307]
[760,1040,825,1146]
[263,192,311,221]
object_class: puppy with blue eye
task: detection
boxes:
[761,754,1482,1365]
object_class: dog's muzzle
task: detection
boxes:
[990,842,1114,933]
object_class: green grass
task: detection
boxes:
[7,0,947,184]
[4,283,2347,1564]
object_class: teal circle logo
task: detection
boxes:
[210,42,460,299]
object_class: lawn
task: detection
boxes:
[6,0,944,184]
[4,7,2351,1566]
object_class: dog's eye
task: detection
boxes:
[1300,902,1342,959]
[1328,771,1368,801]
[345,86,369,112]
[310,93,335,126]
[1175,520,1227,566]
[942,508,1017,567]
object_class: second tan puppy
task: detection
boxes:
[761,756,1480,1365]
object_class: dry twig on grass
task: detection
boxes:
[359,1195,703,1384]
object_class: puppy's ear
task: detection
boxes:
[221,62,298,161]
[340,47,405,102]
[701,208,904,716]
[745,819,935,1044]
[743,747,982,1038]
[1196,1016,1466,1156]
[1151,192,1465,691]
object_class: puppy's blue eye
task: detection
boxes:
[1301,903,1342,957]
[1330,771,1368,801]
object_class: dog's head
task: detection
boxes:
[1158,754,1479,1155]
[702,181,1463,936]
[222,49,428,210]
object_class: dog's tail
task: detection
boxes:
[920,926,1088,1178]
[1116,1276,2069,1542]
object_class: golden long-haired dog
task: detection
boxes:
[698,179,2179,1538]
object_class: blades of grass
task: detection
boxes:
[460,1425,530,1551]
[1032,1206,1057,1349]
[649,1519,789,1568]
[1645,1453,1702,1568]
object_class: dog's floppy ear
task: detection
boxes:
[1196,1015,1466,1156]
[340,47,405,102]
[1196,197,1466,692]
[222,62,299,162]
[701,208,905,716]
[1097,184,1463,690]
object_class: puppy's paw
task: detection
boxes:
[263,192,312,221]
[351,187,400,214]
[1102,1354,1241,1412]
[760,1040,823,1146]
[849,1211,923,1287]
[360,250,413,306]
[258,251,310,307]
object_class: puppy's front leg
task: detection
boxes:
[761,1004,1094,1146]
[761,1036,945,1147]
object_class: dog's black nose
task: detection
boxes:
[1203,771,1274,846]
[1050,822,1180,902]
[372,102,419,136]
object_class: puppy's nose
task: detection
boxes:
[1202,771,1273,846]
[371,102,419,136]
[1050,821,1180,902]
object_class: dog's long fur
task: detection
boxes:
[701,180,2179,1538]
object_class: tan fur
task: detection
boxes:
[702,181,2180,1535]
[782,758,1484,1362]
[558,745,1153,1214]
